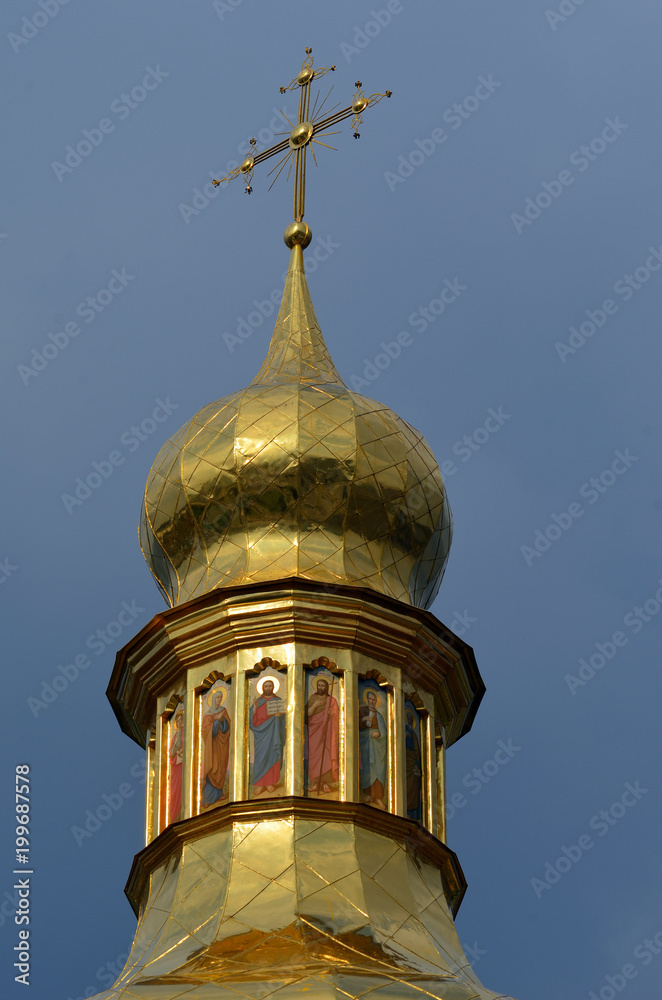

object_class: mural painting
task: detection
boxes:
[168,703,185,823]
[304,666,340,799]
[404,700,424,822]
[248,669,286,798]
[200,680,232,810]
[358,679,389,810]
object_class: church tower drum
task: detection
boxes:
[93,49,520,1000]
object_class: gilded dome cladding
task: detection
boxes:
[140,246,452,608]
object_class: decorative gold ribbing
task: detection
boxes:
[251,244,344,385]
[141,382,452,604]
[212,47,391,229]
[139,371,452,607]
[140,200,452,610]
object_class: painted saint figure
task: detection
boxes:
[168,707,184,822]
[358,686,387,809]
[249,676,286,794]
[201,686,231,808]
[405,705,423,822]
[305,675,339,795]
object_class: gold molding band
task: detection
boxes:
[107,577,484,750]
[124,796,467,917]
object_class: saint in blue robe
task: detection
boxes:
[250,694,285,786]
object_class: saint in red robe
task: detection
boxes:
[168,714,184,821]
[306,678,339,792]
[250,688,285,788]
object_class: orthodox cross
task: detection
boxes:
[212,47,391,242]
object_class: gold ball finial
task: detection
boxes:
[283,221,313,249]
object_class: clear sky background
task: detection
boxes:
[1,2,661,998]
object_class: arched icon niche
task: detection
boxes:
[197,672,233,813]
[246,657,288,800]
[160,693,185,829]
[358,675,392,811]
[304,656,343,801]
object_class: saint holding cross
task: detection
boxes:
[305,672,340,796]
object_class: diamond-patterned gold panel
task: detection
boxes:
[141,246,452,608]
[87,818,516,1000]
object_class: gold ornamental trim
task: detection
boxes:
[124,796,467,917]
[107,578,484,749]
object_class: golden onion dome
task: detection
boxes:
[140,244,452,608]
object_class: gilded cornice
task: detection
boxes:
[124,797,467,917]
[107,578,484,749]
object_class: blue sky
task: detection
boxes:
[1,2,661,998]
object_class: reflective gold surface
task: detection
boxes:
[88,812,516,999]
[288,121,315,148]
[141,247,452,609]
[283,221,312,248]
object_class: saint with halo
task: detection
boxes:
[358,685,387,809]
[250,675,286,794]
[201,685,231,807]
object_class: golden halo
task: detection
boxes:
[405,708,416,726]
[173,707,184,725]
[310,671,334,689]
[256,674,280,695]
[206,686,227,708]
[362,687,382,708]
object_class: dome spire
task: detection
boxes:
[211,47,391,385]
[251,242,344,386]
